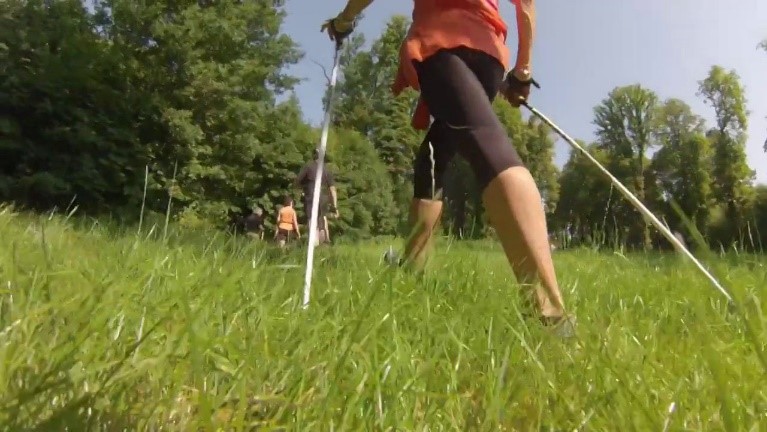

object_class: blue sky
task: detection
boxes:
[283,0,767,184]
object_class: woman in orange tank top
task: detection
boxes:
[274,196,300,248]
[322,0,573,335]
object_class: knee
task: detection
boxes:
[455,123,524,191]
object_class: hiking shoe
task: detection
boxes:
[541,315,577,339]
[381,247,400,267]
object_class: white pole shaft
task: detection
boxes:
[303,49,341,309]
[523,103,733,302]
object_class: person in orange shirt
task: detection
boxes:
[322,0,573,335]
[274,196,300,248]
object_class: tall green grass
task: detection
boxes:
[0,206,764,430]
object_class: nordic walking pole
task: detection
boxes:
[303,45,342,309]
[522,102,734,303]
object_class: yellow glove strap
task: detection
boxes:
[334,13,355,32]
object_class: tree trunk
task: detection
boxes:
[636,152,652,250]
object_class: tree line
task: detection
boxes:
[1,2,765,250]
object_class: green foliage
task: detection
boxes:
[0,0,150,211]
[325,129,398,238]
[697,66,755,245]
[0,4,761,246]
[244,97,316,221]
[753,185,767,250]
[1,0,305,227]
[761,38,767,156]
[553,142,616,247]
[650,134,713,231]
[593,84,659,248]
[698,66,749,138]
[653,98,706,145]
[649,99,712,234]
[99,0,302,224]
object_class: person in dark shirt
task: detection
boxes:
[243,207,265,240]
[295,149,339,244]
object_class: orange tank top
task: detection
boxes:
[393,0,511,129]
[278,207,296,231]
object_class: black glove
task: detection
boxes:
[501,72,540,108]
[321,16,355,48]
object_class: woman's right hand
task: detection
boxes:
[500,70,539,108]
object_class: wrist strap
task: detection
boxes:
[507,72,541,89]
[332,14,356,32]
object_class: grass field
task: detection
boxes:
[0,206,765,431]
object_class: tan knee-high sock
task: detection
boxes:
[402,198,443,271]
[482,167,565,318]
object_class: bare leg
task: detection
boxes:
[402,198,443,271]
[406,47,570,329]
[482,166,565,318]
[324,216,331,244]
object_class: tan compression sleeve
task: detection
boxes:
[329,186,338,209]
[512,0,536,74]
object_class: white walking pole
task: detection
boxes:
[523,102,733,303]
[303,47,342,308]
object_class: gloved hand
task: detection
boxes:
[500,70,540,108]
[320,15,355,48]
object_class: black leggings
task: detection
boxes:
[412,47,524,199]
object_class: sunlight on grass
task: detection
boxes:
[0,207,765,430]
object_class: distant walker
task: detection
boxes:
[295,149,339,245]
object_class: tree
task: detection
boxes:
[327,33,374,132]
[697,66,755,244]
[553,143,616,248]
[245,96,317,221]
[367,17,421,179]
[95,0,302,224]
[5,0,763,247]
[648,99,712,234]
[325,129,398,238]
[0,0,153,212]
[653,99,705,146]
[753,185,767,251]
[1,0,315,228]
[698,66,749,140]
[593,85,659,248]
[760,39,767,153]
[650,134,713,234]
